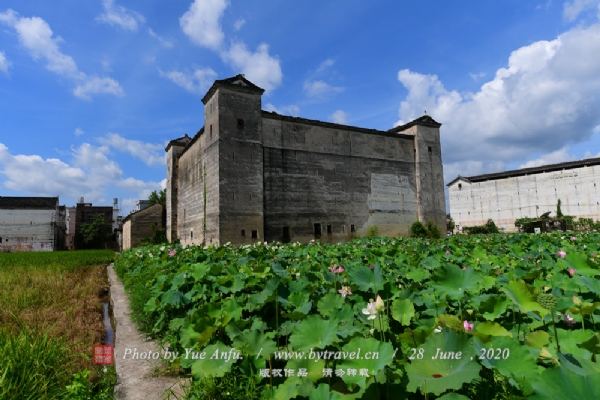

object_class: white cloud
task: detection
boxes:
[97,0,145,31]
[0,142,163,207]
[469,72,486,81]
[74,127,84,136]
[233,18,245,31]
[180,0,228,50]
[519,147,577,168]
[179,1,282,93]
[97,133,166,166]
[0,51,10,73]
[594,124,600,133]
[221,42,282,93]
[73,76,124,100]
[316,58,335,73]
[329,110,348,124]
[264,103,300,116]
[0,9,124,100]
[303,80,344,99]
[148,28,174,48]
[395,20,600,179]
[563,0,600,21]
[159,67,217,95]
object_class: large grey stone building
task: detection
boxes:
[448,157,600,232]
[166,75,446,246]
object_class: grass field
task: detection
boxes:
[0,250,117,399]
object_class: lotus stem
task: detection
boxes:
[550,312,561,353]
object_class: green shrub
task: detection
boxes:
[426,221,442,239]
[410,221,428,238]
[366,225,379,238]
[464,219,500,234]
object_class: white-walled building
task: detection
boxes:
[0,197,62,252]
[448,157,600,232]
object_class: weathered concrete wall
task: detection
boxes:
[0,209,56,252]
[449,165,600,232]
[402,125,447,234]
[166,144,186,242]
[260,116,421,243]
[218,88,265,246]
[122,204,163,250]
[122,219,132,250]
[177,104,220,247]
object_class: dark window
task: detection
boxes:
[458,183,462,190]
[351,224,355,233]
[428,146,432,153]
[237,119,245,129]
[241,229,246,237]
[327,225,332,234]
[191,231,193,240]
[314,223,322,237]
[251,230,258,239]
[0,237,2,243]
[210,124,213,139]
[282,226,291,243]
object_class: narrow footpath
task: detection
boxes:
[108,264,188,400]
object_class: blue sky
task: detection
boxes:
[1,0,600,215]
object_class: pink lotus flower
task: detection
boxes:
[558,251,566,258]
[375,295,385,312]
[369,264,374,270]
[499,247,503,251]
[463,320,474,332]
[497,270,503,275]
[592,253,596,257]
[169,250,176,256]
[563,313,575,325]
[569,267,576,276]
[462,266,467,270]
[570,236,577,241]
[362,302,378,320]
[338,286,352,297]
[329,266,344,273]
[446,250,451,255]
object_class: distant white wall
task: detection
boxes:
[0,209,56,252]
[448,165,600,232]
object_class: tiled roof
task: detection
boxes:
[447,156,600,186]
[388,115,442,133]
[202,74,265,104]
[165,134,191,152]
[0,196,58,210]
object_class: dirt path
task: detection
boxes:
[108,264,188,400]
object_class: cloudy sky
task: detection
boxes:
[1,0,600,214]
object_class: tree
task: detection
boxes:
[148,189,166,207]
[556,199,563,218]
[80,214,112,249]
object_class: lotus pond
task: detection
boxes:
[114,232,600,399]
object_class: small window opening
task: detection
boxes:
[210,124,213,139]
[237,119,245,129]
[282,226,291,243]
[191,231,193,240]
[233,152,235,160]
[251,230,258,239]
[0,237,2,243]
[458,183,462,190]
[314,223,322,237]
[327,225,332,234]
[350,224,356,233]
[241,229,246,237]
[428,146,432,153]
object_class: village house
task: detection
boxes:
[448,157,600,232]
